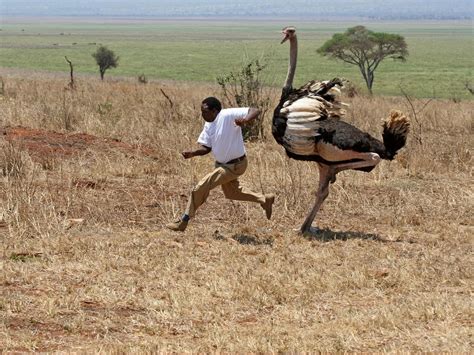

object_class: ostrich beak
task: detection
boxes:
[281,32,290,44]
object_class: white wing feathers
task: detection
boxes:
[278,80,348,155]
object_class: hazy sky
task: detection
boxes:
[1,0,472,19]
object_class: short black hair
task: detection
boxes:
[202,97,222,112]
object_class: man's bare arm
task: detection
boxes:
[182,144,211,159]
[235,107,261,126]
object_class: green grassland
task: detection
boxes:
[0,19,472,98]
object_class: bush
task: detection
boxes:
[92,46,119,80]
[217,57,271,141]
[138,74,148,84]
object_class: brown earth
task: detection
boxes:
[2,125,156,161]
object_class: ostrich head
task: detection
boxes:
[281,26,296,44]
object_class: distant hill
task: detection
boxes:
[1,0,473,20]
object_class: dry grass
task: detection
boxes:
[0,73,472,352]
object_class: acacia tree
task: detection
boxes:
[317,26,408,94]
[92,46,119,80]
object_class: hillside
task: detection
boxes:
[2,0,473,19]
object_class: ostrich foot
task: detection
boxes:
[299,225,320,236]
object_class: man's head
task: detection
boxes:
[201,97,222,122]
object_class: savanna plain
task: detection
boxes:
[0,19,473,352]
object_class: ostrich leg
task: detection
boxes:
[332,153,381,174]
[299,153,381,234]
[300,164,333,234]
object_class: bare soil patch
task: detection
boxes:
[2,125,156,161]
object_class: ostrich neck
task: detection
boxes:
[284,36,298,90]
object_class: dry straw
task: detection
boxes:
[0,74,472,352]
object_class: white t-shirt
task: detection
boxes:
[197,107,249,163]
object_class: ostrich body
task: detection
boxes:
[273,27,410,234]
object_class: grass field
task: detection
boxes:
[0,71,472,351]
[0,18,473,99]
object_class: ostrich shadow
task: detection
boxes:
[302,227,395,243]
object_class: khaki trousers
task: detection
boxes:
[185,157,265,218]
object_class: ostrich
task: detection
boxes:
[273,26,410,234]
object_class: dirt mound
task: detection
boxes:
[1,126,156,160]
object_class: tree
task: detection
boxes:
[92,46,119,80]
[317,26,408,95]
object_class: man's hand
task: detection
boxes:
[235,107,261,127]
[234,118,248,127]
[181,145,211,159]
[181,150,195,159]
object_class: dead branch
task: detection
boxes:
[65,56,75,90]
[160,88,174,108]
[399,85,433,147]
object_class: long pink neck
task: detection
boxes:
[284,35,298,90]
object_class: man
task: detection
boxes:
[166,97,275,232]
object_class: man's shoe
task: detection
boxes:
[261,194,275,220]
[166,219,188,232]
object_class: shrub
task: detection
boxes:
[217,57,271,141]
